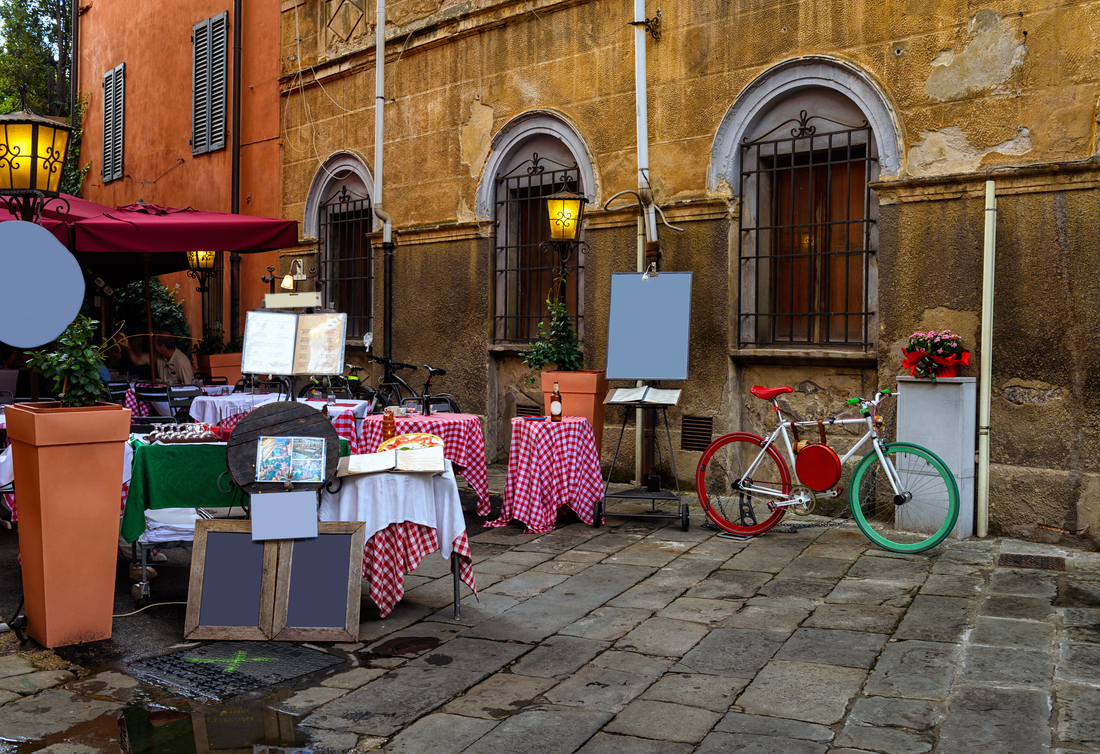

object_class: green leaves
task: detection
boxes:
[26,315,109,408]
[521,284,584,378]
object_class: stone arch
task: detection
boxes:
[708,56,904,195]
[475,110,598,220]
[303,151,374,238]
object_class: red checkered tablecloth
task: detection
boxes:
[488,416,604,533]
[124,388,150,417]
[359,413,491,515]
[363,523,475,617]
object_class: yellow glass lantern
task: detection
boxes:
[545,191,587,242]
[0,102,72,196]
[186,250,217,271]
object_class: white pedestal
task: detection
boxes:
[896,376,976,540]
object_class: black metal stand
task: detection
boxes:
[601,400,688,531]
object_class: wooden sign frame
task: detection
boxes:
[185,520,278,640]
[271,522,365,642]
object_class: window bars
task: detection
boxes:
[493,152,583,343]
[318,186,374,340]
[738,111,877,349]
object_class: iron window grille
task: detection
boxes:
[738,111,876,349]
[101,63,125,183]
[318,186,374,340]
[201,254,224,340]
[192,12,228,156]
[493,152,583,343]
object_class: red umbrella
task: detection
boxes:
[0,194,298,283]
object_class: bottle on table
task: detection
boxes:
[382,409,396,441]
[550,381,563,422]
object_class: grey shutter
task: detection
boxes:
[102,63,124,182]
[208,12,228,152]
[192,18,210,155]
[192,11,228,156]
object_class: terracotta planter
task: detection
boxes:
[196,353,243,386]
[541,370,608,445]
[7,401,131,648]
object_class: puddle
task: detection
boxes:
[370,635,441,656]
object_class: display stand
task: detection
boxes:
[601,387,687,531]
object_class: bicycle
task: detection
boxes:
[400,365,461,414]
[695,386,959,553]
[297,364,375,401]
[364,354,419,412]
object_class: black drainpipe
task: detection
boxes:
[229,0,243,340]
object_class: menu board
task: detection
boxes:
[241,310,347,376]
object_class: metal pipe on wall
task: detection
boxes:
[229,0,243,340]
[374,0,395,358]
[976,179,997,537]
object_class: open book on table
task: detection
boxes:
[337,444,446,476]
[603,386,681,406]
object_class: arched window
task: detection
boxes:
[479,112,597,343]
[305,153,374,342]
[711,58,902,350]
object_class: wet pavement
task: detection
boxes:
[2,471,1100,754]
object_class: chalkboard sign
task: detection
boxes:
[185,520,277,640]
[606,271,693,381]
[272,522,365,642]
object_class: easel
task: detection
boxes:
[602,386,687,530]
[600,271,693,530]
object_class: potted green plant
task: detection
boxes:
[522,286,608,443]
[194,325,244,386]
[7,315,131,647]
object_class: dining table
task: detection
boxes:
[357,412,491,515]
[320,460,476,617]
[487,416,604,533]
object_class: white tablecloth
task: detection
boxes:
[189,392,283,424]
[318,461,466,559]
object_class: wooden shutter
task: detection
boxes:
[101,63,124,183]
[193,12,228,156]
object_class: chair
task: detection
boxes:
[0,389,13,405]
[401,395,461,414]
[197,374,228,386]
[233,376,260,393]
[301,385,353,401]
[166,385,203,421]
[257,380,290,399]
[106,382,130,404]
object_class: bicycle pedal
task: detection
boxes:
[717,531,757,542]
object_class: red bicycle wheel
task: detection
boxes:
[695,432,791,536]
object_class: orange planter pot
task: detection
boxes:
[541,370,608,446]
[196,353,243,386]
[6,402,131,648]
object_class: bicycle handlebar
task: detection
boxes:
[365,354,417,371]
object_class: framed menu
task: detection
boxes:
[241,310,347,376]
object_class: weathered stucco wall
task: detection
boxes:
[279,0,1100,544]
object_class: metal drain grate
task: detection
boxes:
[998,553,1066,571]
[130,641,343,701]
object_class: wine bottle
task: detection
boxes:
[550,381,563,422]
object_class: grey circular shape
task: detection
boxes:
[0,220,85,348]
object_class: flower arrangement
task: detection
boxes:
[902,329,970,382]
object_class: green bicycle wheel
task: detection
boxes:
[849,442,959,553]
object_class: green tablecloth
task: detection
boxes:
[120,438,349,542]
[121,441,249,543]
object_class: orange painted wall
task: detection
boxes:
[76,0,284,344]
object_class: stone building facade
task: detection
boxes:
[279,0,1100,545]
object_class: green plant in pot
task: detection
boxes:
[25,315,108,407]
[7,314,131,648]
[521,280,607,441]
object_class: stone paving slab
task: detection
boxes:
[970,615,1055,647]
[920,573,985,596]
[826,579,918,606]
[775,627,888,669]
[737,660,868,725]
[962,645,1054,685]
[802,602,903,633]
[1057,642,1100,683]
[462,600,593,644]
[0,656,35,680]
[892,595,971,642]
[938,686,1052,753]
[777,556,854,581]
[1056,681,1100,746]
[696,730,829,753]
[542,664,655,712]
[458,705,613,754]
[675,627,789,678]
[615,616,711,657]
[639,672,747,712]
[539,564,655,607]
[0,690,121,740]
[682,569,772,600]
[575,732,693,754]
[863,640,959,700]
[721,605,810,632]
[383,713,499,754]
[0,670,75,695]
[558,607,653,641]
[406,636,531,673]
[656,596,743,627]
[510,636,610,679]
[441,673,557,720]
[604,698,722,743]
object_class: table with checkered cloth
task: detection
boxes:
[319,460,477,617]
[488,416,604,533]
[359,413,491,515]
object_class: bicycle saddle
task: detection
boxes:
[425,365,446,377]
[750,386,793,400]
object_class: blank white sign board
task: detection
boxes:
[0,221,85,348]
[605,272,692,381]
[251,491,319,541]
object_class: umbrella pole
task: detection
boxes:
[143,253,155,380]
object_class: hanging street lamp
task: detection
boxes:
[544,190,589,279]
[0,85,73,224]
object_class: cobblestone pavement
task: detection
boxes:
[2,503,1100,754]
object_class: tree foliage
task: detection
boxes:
[0,0,72,117]
[111,280,191,347]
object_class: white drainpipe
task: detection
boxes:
[373,0,392,243]
[976,180,997,537]
[634,0,648,482]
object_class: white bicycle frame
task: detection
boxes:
[740,392,905,506]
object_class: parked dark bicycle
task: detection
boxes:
[400,365,461,415]
[364,354,419,412]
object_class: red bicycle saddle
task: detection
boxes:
[750,386,793,400]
